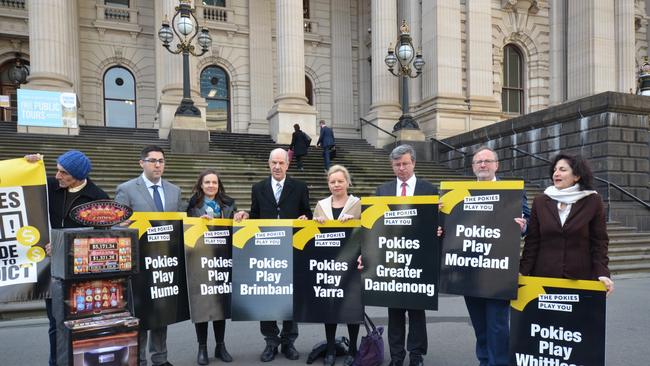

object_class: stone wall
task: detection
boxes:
[436,92,650,230]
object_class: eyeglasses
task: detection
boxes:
[472,159,497,165]
[142,158,165,164]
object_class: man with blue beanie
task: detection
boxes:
[25,150,108,366]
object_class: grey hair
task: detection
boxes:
[389,144,416,161]
[269,148,289,163]
[473,146,499,162]
[327,164,352,186]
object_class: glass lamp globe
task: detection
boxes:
[158,24,173,44]
[397,43,413,62]
[177,16,194,36]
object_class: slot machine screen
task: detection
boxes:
[67,278,128,317]
[72,237,133,275]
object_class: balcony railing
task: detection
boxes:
[197,4,234,24]
[303,18,318,33]
[96,4,138,25]
[0,0,25,9]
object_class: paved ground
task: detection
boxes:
[0,275,648,365]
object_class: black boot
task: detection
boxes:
[197,344,209,365]
[215,343,233,362]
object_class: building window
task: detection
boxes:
[203,0,225,6]
[305,75,314,106]
[200,65,230,131]
[0,57,30,122]
[105,0,129,7]
[103,66,136,127]
[303,0,310,18]
[502,44,524,114]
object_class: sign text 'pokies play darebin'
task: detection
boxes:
[439,181,524,300]
[360,195,439,310]
[509,276,606,366]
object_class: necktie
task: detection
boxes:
[401,182,407,196]
[152,184,164,211]
[274,182,283,203]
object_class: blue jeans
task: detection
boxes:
[46,298,56,366]
[464,296,509,366]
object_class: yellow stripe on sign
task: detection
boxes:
[361,195,439,205]
[439,180,524,190]
[0,158,47,187]
[361,203,390,229]
[129,212,186,238]
[183,220,208,248]
[510,275,606,312]
[439,188,470,214]
[232,223,261,249]
[293,224,321,250]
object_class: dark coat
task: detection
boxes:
[250,176,312,219]
[289,130,310,157]
[519,193,610,280]
[317,125,335,148]
[186,193,237,219]
[47,177,109,229]
[375,177,437,196]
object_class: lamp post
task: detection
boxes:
[158,0,212,117]
[385,20,425,132]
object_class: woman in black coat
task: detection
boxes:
[289,123,311,170]
[187,169,236,364]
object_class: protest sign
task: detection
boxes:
[439,181,524,299]
[360,196,439,310]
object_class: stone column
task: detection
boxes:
[248,0,275,134]
[330,0,355,137]
[419,0,464,138]
[616,0,636,93]
[364,0,400,148]
[549,0,566,105]
[22,0,77,135]
[267,0,316,144]
[156,0,206,140]
[466,1,493,99]
[567,1,616,100]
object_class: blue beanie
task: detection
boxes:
[57,150,92,180]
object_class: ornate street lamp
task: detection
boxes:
[158,0,212,117]
[385,20,425,132]
[637,56,650,96]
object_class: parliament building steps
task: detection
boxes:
[0,122,647,275]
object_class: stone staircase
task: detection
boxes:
[0,122,647,276]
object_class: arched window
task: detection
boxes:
[305,75,314,106]
[103,66,136,127]
[0,56,30,122]
[502,45,524,114]
[200,65,230,131]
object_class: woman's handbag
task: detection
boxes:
[352,313,384,366]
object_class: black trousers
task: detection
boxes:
[387,308,427,362]
[260,320,298,347]
[46,298,56,366]
[195,320,226,345]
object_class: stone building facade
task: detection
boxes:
[0,0,649,146]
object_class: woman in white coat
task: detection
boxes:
[313,165,361,366]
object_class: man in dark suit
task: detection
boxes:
[465,146,529,366]
[114,145,183,366]
[375,144,436,366]
[234,148,312,362]
[316,119,335,171]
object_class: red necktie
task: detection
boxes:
[401,182,407,196]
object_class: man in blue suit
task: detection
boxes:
[316,119,335,171]
[465,146,529,366]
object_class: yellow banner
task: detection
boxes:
[0,158,47,187]
[183,217,233,248]
[511,275,606,312]
[128,212,187,238]
[361,195,439,228]
[292,219,360,250]
[232,219,294,249]
[439,180,524,214]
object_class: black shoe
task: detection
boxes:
[323,354,336,366]
[260,345,278,362]
[342,354,354,366]
[281,344,300,360]
[388,360,404,366]
[197,345,209,365]
[408,360,423,366]
[215,343,233,362]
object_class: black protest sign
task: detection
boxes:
[439,181,523,300]
[129,212,189,330]
[510,276,606,366]
[231,219,293,321]
[293,220,363,323]
[0,158,50,302]
[184,217,232,323]
[360,196,439,310]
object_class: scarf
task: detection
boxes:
[204,198,222,218]
[544,184,597,204]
